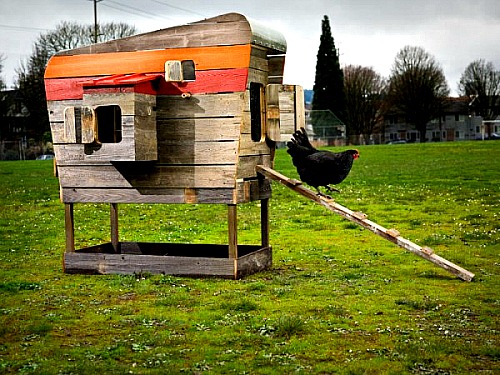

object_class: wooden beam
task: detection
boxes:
[110,203,120,253]
[261,198,270,248]
[64,203,75,253]
[256,165,475,282]
[228,204,238,260]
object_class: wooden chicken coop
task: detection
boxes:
[44,13,304,278]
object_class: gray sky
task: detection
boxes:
[1,0,499,96]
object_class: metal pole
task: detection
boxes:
[94,0,98,43]
[91,0,103,44]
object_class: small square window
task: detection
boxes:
[165,60,196,82]
[95,105,122,143]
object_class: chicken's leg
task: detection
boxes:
[326,185,340,193]
[315,187,332,200]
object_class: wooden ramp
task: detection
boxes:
[256,165,474,282]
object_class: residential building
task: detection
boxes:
[384,97,484,142]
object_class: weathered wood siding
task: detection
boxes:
[45,13,287,205]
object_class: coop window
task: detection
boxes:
[165,60,196,82]
[95,105,122,143]
[250,82,264,142]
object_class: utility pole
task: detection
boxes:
[92,0,103,44]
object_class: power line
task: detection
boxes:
[102,0,165,20]
[148,0,206,18]
[0,24,48,33]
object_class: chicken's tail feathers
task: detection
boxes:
[290,127,316,151]
[286,143,314,168]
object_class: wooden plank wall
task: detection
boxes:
[45,14,285,205]
[53,92,246,204]
[52,90,273,204]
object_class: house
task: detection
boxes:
[384,97,483,142]
[0,90,30,160]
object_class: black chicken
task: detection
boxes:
[287,128,359,197]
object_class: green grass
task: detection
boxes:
[0,141,499,374]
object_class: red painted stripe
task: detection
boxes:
[45,69,249,101]
[82,73,164,86]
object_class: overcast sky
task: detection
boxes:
[1,0,499,96]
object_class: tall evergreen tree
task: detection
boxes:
[312,15,346,137]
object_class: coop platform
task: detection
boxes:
[63,242,272,279]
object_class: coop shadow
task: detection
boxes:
[113,94,205,195]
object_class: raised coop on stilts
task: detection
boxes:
[44,13,304,278]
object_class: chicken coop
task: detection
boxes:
[44,12,304,278]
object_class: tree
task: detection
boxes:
[344,65,386,144]
[16,44,50,140]
[388,46,449,142]
[36,21,137,56]
[15,22,137,142]
[0,54,8,135]
[458,59,500,136]
[0,53,6,91]
[311,15,346,137]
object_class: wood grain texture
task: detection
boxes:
[157,140,238,165]
[45,45,252,79]
[156,93,245,119]
[63,243,272,279]
[57,164,237,189]
[59,178,270,204]
[157,118,241,142]
[55,13,254,55]
[61,187,236,204]
[52,13,285,57]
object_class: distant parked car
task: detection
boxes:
[36,154,55,160]
[475,133,500,140]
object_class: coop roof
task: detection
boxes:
[50,13,286,57]
[44,13,287,101]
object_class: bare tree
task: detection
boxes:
[0,54,8,125]
[388,46,449,142]
[36,21,137,56]
[458,59,500,136]
[15,22,137,143]
[0,53,6,91]
[344,65,386,144]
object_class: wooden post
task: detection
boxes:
[256,165,475,282]
[64,203,75,253]
[261,198,270,248]
[110,203,119,253]
[228,204,238,259]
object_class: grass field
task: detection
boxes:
[0,141,499,374]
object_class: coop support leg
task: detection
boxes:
[261,198,270,248]
[64,203,75,253]
[110,203,120,253]
[228,204,238,259]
